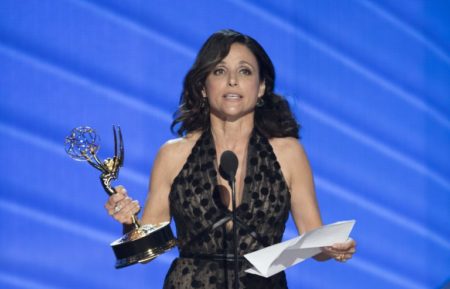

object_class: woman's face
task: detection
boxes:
[202,43,266,120]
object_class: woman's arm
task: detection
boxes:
[140,140,186,225]
[271,138,323,233]
[105,134,198,230]
[271,137,355,262]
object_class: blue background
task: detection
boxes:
[0,1,449,288]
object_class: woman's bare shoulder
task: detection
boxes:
[269,137,304,156]
[269,137,307,185]
[155,131,203,165]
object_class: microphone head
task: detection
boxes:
[219,150,239,182]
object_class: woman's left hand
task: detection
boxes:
[321,238,356,262]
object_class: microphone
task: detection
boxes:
[219,150,240,289]
[219,150,239,184]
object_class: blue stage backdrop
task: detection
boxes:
[1,1,449,289]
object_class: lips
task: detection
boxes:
[223,93,243,99]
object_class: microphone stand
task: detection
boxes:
[219,150,239,289]
[230,177,239,289]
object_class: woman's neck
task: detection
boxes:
[209,113,254,151]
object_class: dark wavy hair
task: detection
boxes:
[171,29,300,139]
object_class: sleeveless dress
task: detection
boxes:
[164,129,291,289]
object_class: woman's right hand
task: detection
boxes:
[104,185,141,225]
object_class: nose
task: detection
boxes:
[228,73,238,87]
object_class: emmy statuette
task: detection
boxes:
[65,126,176,268]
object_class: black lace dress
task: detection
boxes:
[164,129,290,289]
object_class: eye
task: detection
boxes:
[240,68,252,75]
[212,68,226,76]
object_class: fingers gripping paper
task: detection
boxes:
[244,220,356,277]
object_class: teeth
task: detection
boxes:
[224,93,241,99]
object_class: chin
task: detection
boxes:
[212,108,255,122]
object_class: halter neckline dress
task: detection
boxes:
[164,128,291,289]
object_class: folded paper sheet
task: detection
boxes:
[244,220,356,278]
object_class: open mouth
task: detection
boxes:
[223,93,243,100]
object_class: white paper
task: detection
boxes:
[244,220,356,277]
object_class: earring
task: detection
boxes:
[256,97,265,107]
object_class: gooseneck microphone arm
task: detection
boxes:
[230,175,238,289]
[219,151,239,289]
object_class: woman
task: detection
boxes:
[105,29,356,289]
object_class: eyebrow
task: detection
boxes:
[216,60,256,69]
